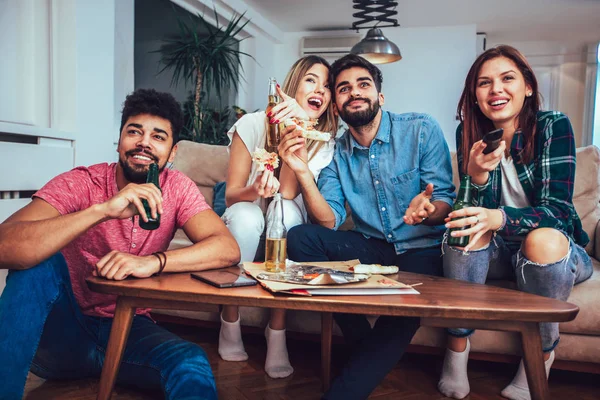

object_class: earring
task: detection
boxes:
[526,92,532,97]
[474,100,478,104]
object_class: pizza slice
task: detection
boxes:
[283,118,331,142]
[251,148,279,172]
[350,264,399,275]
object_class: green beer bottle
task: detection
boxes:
[447,175,473,247]
[140,163,161,230]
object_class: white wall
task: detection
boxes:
[276,25,477,150]
[487,39,591,147]
[114,0,135,145]
[595,66,600,148]
[237,35,279,114]
[0,0,134,294]
[74,0,119,165]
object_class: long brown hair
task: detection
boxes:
[280,55,338,159]
[457,45,541,172]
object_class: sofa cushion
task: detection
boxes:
[573,146,600,254]
[559,257,600,335]
[212,181,227,217]
[172,141,229,208]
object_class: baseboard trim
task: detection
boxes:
[152,313,600,374]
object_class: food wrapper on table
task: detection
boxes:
[243,259,419,296]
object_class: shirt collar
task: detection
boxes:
[343,110,391,155]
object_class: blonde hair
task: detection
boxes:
[280,55,338,160]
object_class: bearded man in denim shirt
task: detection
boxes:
[278,54,456,399]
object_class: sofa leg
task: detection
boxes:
[321,312,333,392]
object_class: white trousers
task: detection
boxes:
[221,199,305,263]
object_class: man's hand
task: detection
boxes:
[100,183,163,222]
[93,250,160,280]
[403,183,436,225]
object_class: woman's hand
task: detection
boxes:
[445,206,503,251]
[466,140,506,185]
[278,125,309,175]
[267,85,310,124]
[251,169,280,198]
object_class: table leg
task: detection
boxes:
[97,297,136,400]
[321,312,333,392]
[520,322,550,400]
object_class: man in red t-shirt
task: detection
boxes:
[0,89,240,400]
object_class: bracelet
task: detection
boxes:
[498,208,507,231]
[152,251,167,276]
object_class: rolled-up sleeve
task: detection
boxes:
[420,118,456,207]
[317,158,347,230]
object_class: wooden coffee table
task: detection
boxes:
[87,270,579,400]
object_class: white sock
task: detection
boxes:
[501,351,554,400]
[438,338,471,399]
[218,314,248,362]
[264,325,293,379]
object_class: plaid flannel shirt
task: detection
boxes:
[456,111,589,247]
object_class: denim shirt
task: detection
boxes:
[317,110,456,254]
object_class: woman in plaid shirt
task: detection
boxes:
[437,45,594,400]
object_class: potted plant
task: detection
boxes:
[157,8,253,143]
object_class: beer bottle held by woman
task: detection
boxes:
[265,77,280,153]
[448,175,473,247]
[140,162,161,230]
[265,193,286,272]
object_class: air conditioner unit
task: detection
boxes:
[300,35,361,61]
[476,33,487,56]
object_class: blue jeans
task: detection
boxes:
[442,232,593,352]
[287,225,443,400]
[0,253,217,400]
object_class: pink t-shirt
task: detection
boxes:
[34,163,210,318]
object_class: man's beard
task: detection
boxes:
[119,149,162,183]
[338,97,380,128]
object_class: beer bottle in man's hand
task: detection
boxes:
[140,163,160,230]
[448,175,473,247]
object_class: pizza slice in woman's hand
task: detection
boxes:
[283,118,332,142]
[251,148,279,172]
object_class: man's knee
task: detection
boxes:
[287,224,319,258]
[163,345,216,399]
[6,253,69,290]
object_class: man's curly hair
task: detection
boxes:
[119,89,183,145]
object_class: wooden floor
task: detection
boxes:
[23,322,600,399]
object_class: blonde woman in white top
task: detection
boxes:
[219,55,338,378]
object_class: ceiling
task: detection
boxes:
[243,0,600,43]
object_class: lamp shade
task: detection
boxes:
[350,28,402,64]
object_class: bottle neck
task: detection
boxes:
[268,195,286,237]
[456,177,472,203]
[146,164,159,186]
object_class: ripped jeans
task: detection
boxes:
[442,231,593,352]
